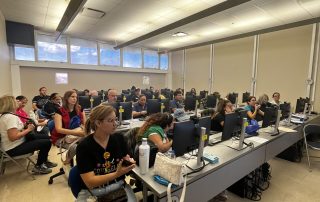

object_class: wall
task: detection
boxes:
[185,45,211,93]
[20,66,166,110]
[213,37,254,102]
[171,50,184,90]
[256,25,312,106]
[0,9,11,95]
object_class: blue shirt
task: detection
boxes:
[169,99,183,112]
[133,102,147,112]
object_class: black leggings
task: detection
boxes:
[6,133,52,165]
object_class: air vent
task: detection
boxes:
[81,7,105,18]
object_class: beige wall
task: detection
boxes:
[185,45,211,93]
[314,50,320,112]
[213,37,254,102]
[20,66,166,110]
[256,25,313,107]
[0,10,11,95]
[171,50,184,90]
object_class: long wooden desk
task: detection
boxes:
[133,115,320,202]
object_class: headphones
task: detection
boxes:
[160,113,173,128]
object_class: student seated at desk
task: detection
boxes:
[76,105,136,201]
[137,113,173,153]
[211,99,234,132]
[270,92,282,106]
[244,96,264,120]
[169,90,184,113]
[132,95,147,118]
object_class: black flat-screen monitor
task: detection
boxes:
[206,95,217,108]
[200,90,208,99]
[77,91,85,96]
[147,99,160,115]
[6,21,35,46]
[227,93,238,104]
[107,102,120,118]
[91,96,102,108]
[122,94,132,102]
[172,120,199,157]
[242,92,250,103]
[78,96,91,109]
[160,98,170,113]
[295,97,310,113]
[198,116,211,136]
[221,113,241,141]
[280,102,291,120]
[184,96,196,111]
[262,106,278,128]
[119,102,132,120]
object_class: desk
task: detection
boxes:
[115,119,144,132]
[134,115,320,202]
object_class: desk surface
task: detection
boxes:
[133,114,320,202]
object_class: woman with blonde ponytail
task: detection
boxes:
[76,105,137,201]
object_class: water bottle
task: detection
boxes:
[139,138,150,175]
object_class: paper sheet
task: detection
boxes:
[278,126,297,133]
[247,136,269,143]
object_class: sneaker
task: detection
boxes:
[44,161,58,168]
[32,164,52,174]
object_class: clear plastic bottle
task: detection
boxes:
[139,138,150,175]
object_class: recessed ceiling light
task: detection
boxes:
[172,32,188,37]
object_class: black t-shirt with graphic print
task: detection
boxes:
[32,95,50,109]
[76,133,129,190]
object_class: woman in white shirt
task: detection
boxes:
[0,95,56,174]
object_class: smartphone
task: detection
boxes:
[122,159,134,167]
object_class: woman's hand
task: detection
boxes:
[26,123,35,132]
[116,159,135,177]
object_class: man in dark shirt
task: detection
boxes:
[169,90,184,112]
[132,95,147,118]
[131,88,141,102]
[32,87,50,112]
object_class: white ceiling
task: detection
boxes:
[0,0,319,51]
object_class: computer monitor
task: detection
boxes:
[117,95,123,102]
[184,96,196,111]
[108,102,119,118]
[221,112,242,141]
[227,93,238,105]
[122,94,132,102]
[262,106,278,128]
[206,95,217,108]
[91,96,102,107]
[160,98,170,113]
[119,102,132,120]
[295,97,310,113]
[172,120,199,157]
[147,99,160,115]
[77,91,85,96]
[185,92,193,97]
[122,90,130,94]
[78,96,91,109]
[242,92,250,103]
[200,90,208,99]
[280,102,291,119]
[198,116,211,136]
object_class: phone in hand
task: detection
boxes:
[122,159,134,167]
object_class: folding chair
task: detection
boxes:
[0,135,36,179]
[303,124,320,171]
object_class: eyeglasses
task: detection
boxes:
[103,117,118,123]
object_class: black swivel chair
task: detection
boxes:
[303,124,320,171]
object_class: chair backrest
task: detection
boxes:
[68,165,83,198]
[122,127,140,157]
[304,124,320,142]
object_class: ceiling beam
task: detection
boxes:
[166,17,320,53]
[55,0,87,41]
[113,0,252,50]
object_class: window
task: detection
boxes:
[100,43,120,66]
[123,47,142,68]
[160,54,169,70]
[144,50,158,69]
[70,38,97,65]
[14,46,35,61]
[37,34,67,62]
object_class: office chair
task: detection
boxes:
[303,124,320,171]
[68,165,82,198]
[0,135,36,179]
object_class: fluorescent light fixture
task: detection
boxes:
[172,32,188,37]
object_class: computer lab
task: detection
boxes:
[0,0,320,202]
